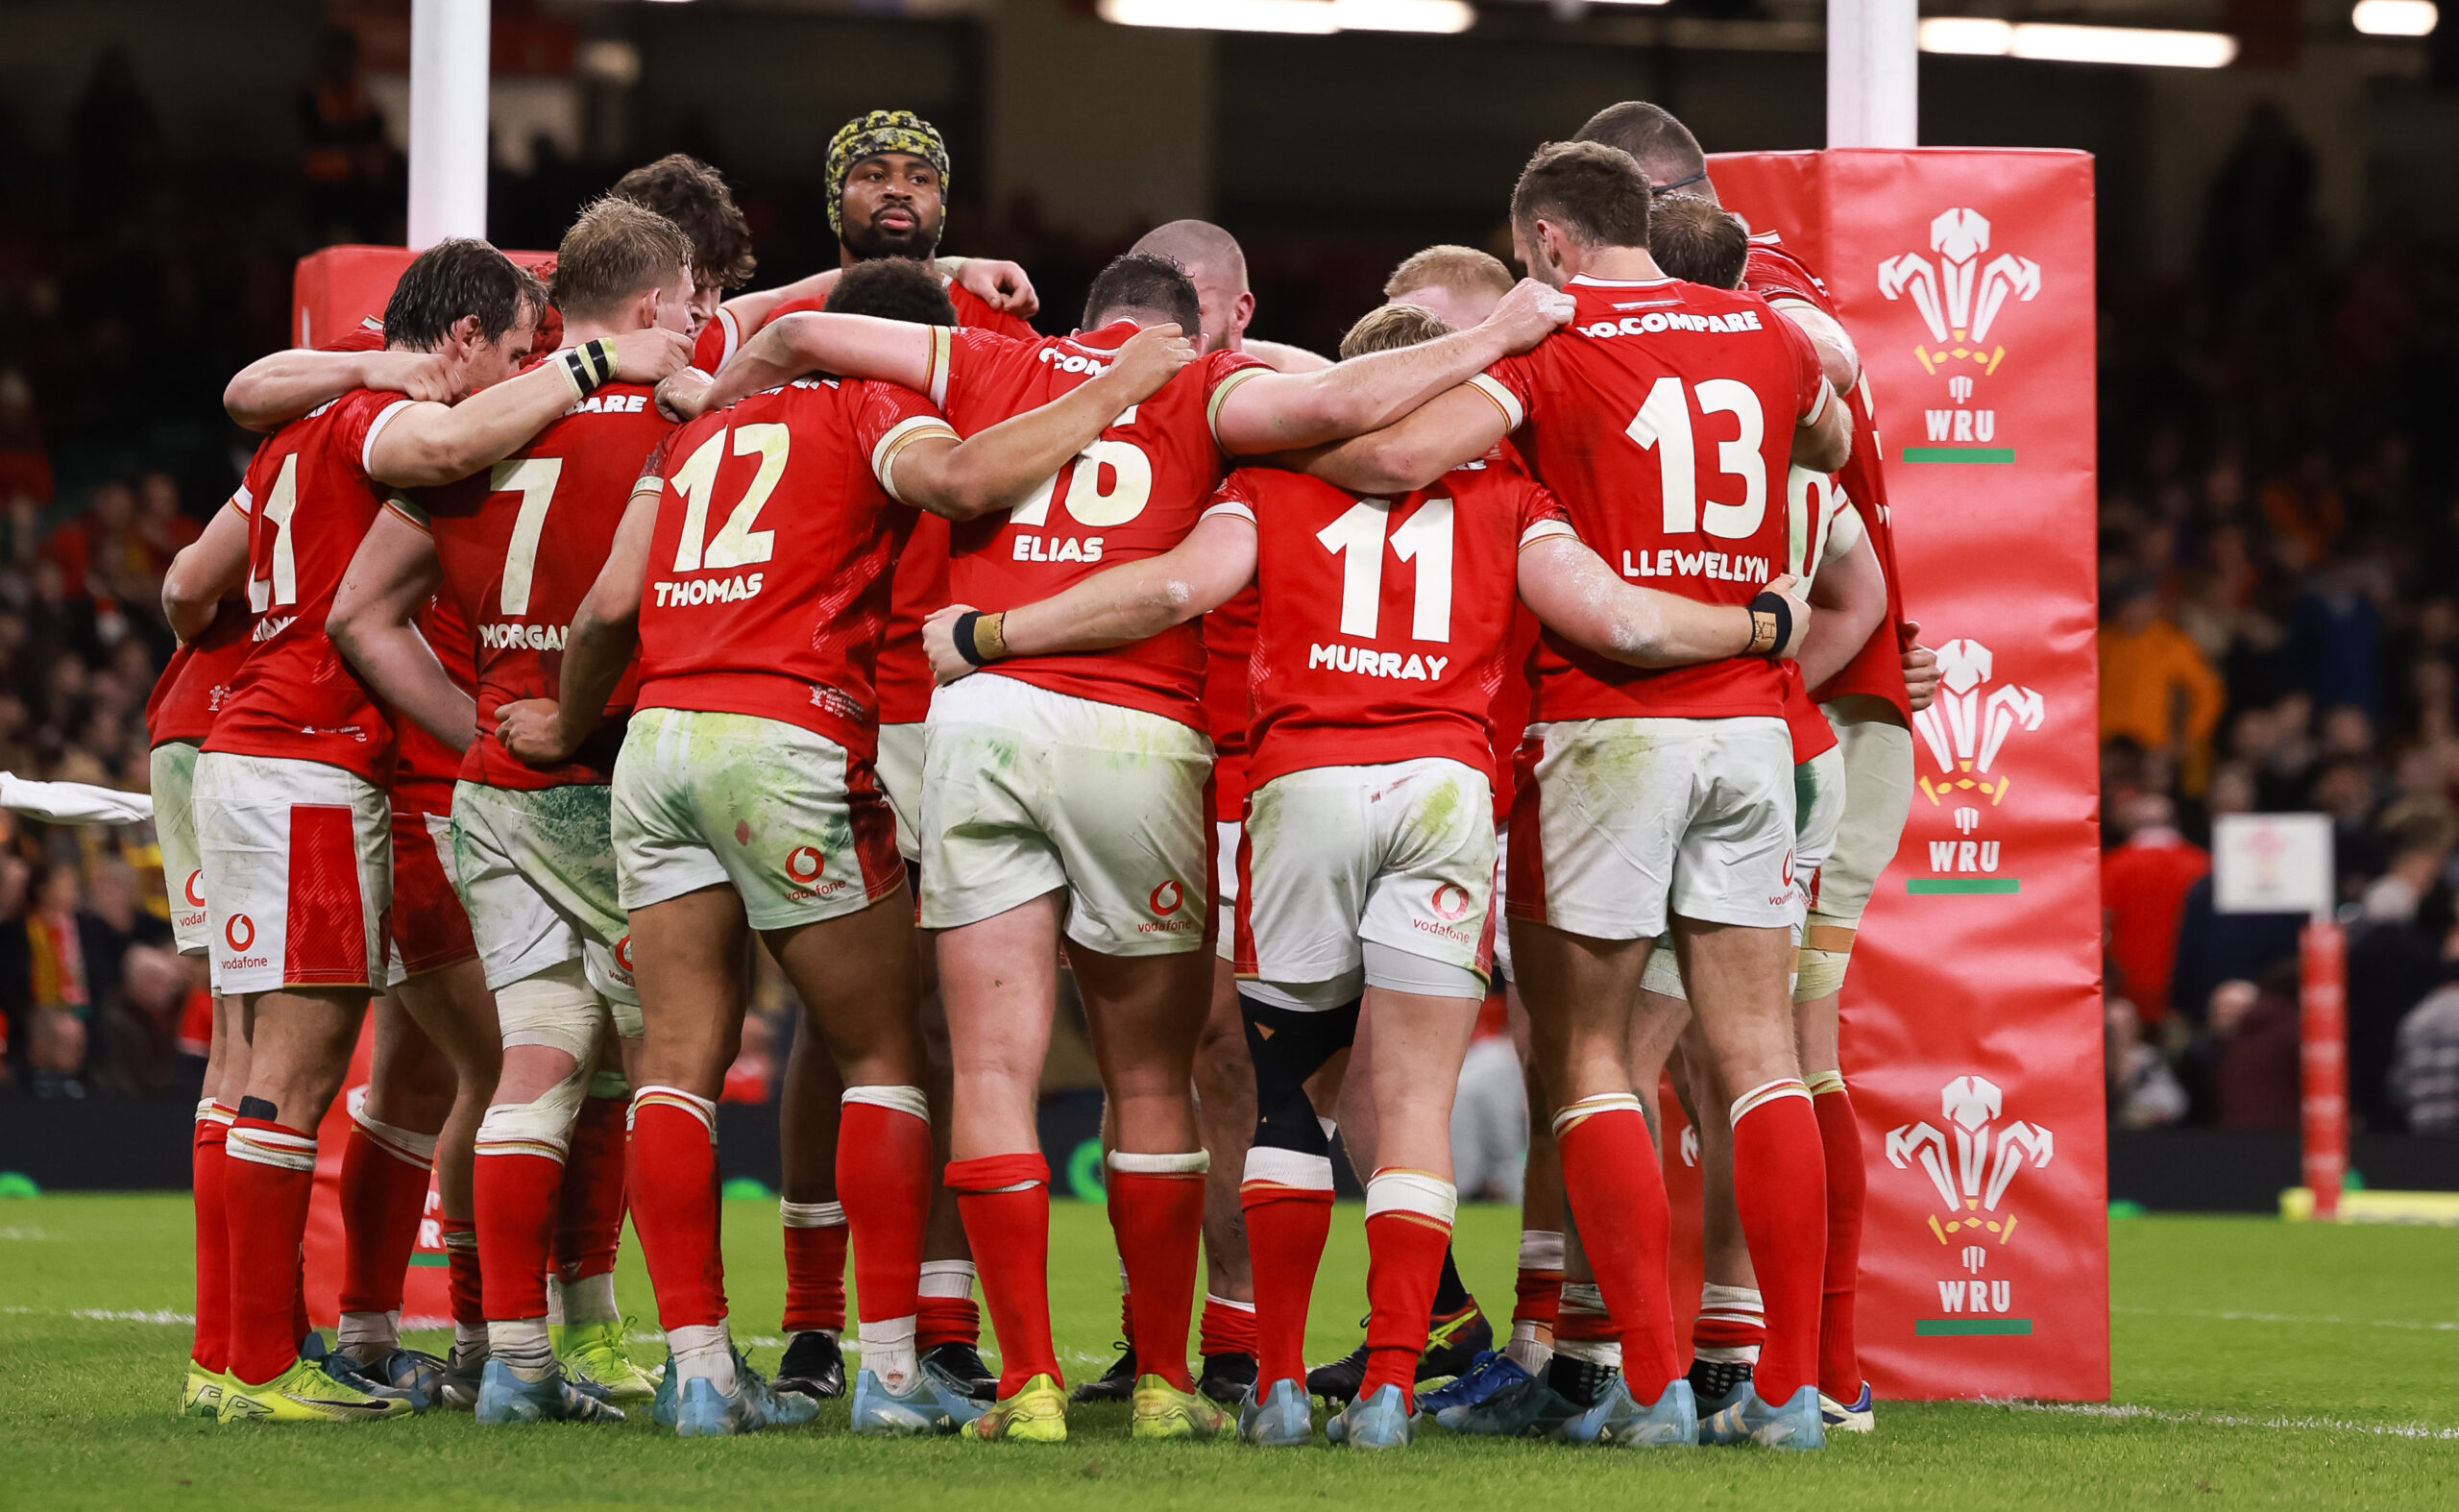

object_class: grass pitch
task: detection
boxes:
[3,1197,2453,1509]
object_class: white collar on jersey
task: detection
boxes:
[1567,273,1676,289]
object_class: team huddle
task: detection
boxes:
[154,99,1940,1451]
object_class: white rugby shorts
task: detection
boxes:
[1810,712,1915,933]
[193,751,391,996]
[1640,741,1848,1001]
[1507,715,1796,940]
[1234,757,1497,1001]
[876,719,926,865]
[150,741,208,959]
[918,671,1213,957]
[450,779,638,1010]
[613,708,904,932]
[1490,823,1513,985]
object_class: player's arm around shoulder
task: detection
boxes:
[886,323,1196,522]
[1209,279,1570,454]
[1767,296,1861,397]
[328,502,472,750]
[369,329,692,488]
[673,310,944,424]
[923,500,1259,685]
[1517,528,1810,669]
[1281,379,1516,498]
[224,347,454,434]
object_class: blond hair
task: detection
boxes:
[552,197,694,322]
[1383,244,1514,304]
[1339,303,1455,360]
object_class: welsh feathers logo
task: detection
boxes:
[1879,207,2041,465]
[1878,208,2041,376]
[1888,1075,2056,1336]
[1909,638,2043,895]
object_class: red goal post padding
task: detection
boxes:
[1661,149,2107,1402]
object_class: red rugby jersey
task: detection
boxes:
[392,381,675,790]
[390,593,476,808]
[1202,587,1261,822]
[204,387,413,782]
[1210,457,1570,794]
[1746,232,1909,719]
[921,321,1270,728]
[147,469,268,748]
[630,375,956,760]
[1481,274,1828,724]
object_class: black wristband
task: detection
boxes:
[1748,590,1792,657]
[953,610,988,668]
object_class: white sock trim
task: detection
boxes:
[780,1200,846,1229]
[1364,1168,1457,1227]
[1560,1281,1607,1315]
[1698,1282,1765,1321]
[1731,1078,1813,1124]
[1556,1337,1622,1368]
[347,1085,439,1168]
[631,1085,717,1137]
[1807,1068,1847,1096]
[1549,1092,1643,1137]
[1109,1149,1210,1176]
[228,1125,317,1172]
[1518,1230,1566,1271]
[842,1084,930,1122]
[667,1321,736,1393]
[1205,1293,1256,1313]
[918,1260,977,1299]
[1241,1146,1334,1191]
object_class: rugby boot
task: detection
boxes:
[1130,1373,1228,1440]
[1701,1383,1826,1450]
[181,1365,226,1420]
[217,1356,415,1424]
[1327,1383,1413,1450]
[475,1358,626,1424]
[1072,1341,1137,1403]
[1238,1378,1314,1446]
[1820,1381,1875,1434]
[851,1367,955,1437]
[970,1372,1068,1443]
[1416,1350,1530,1419]
[1198,1350,1257,1406]
[1571,1375,1698,1448]
[555,1317,661,1403]
[771,1329,848,1402]
[1425,1370,1585,1439]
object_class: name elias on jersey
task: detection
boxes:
[1309,643,1452,681]
[1012,534,1105,563]
[563,392,652,417]
[1622,549,1773,584]
[1579,309,1766,340]
[651,573,766,608]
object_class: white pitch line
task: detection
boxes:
[1993,1401,2459,1440]
[2114,1305,2459,1332]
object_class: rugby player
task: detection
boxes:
[1072,217,1330,1409]
[1278,142,1852,1450]
[499,257,1197,1437]
[661,251,1572,1442]
[195,238,687,1423]
[1574,102,1932,1433]
[918,292,1811,1449]
[328,197,703,1422]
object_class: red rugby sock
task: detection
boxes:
[224,1118,319,1385]
[1814,1080,1865,1400]
[190,1105,232,1374]
[1731,1082,1826,1404]
[1107,1154,1208,1393]
[947,1152,1059,1395]
[1551,1097,1680,1395]
[626,1088,727,1331]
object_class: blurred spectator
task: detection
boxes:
[69,46,163,228]
[22,860,92,1096]
[298,26,397,243]
[2388,975,2459,1135]
[2215,963,2303,1131]
[2102,791,2209,1028]
[2101,577,2226,789]
[2167,873,2304,1028]
[2292,557,2385,719]
[2106,991,2187,1129]
[0,372,50,509]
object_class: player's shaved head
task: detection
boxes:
[612,154,757,292]
[1511,141,1653,255]
[1572,101,1713,200]
[1645,195,1748,290]
[827,257,959,327]
[552,197,694,324]
[1083,252,1203,343]
[1131,220,1252,353]
[1338,303,1454,360]
[1132,220,1248,291]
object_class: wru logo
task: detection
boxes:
[1886,1074,2055,1248]
[1878,207,2041,376]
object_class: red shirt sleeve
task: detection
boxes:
[1473,355,1535,432]
[856,382,962,500]
[1768,305,1828,423]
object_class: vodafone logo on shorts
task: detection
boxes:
[1149,880,1184,917]
[1430,882,1473,921]
[786,846,825,884]
[615,935,635,972]
[225,914,256,951]
[184,870,207,908]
